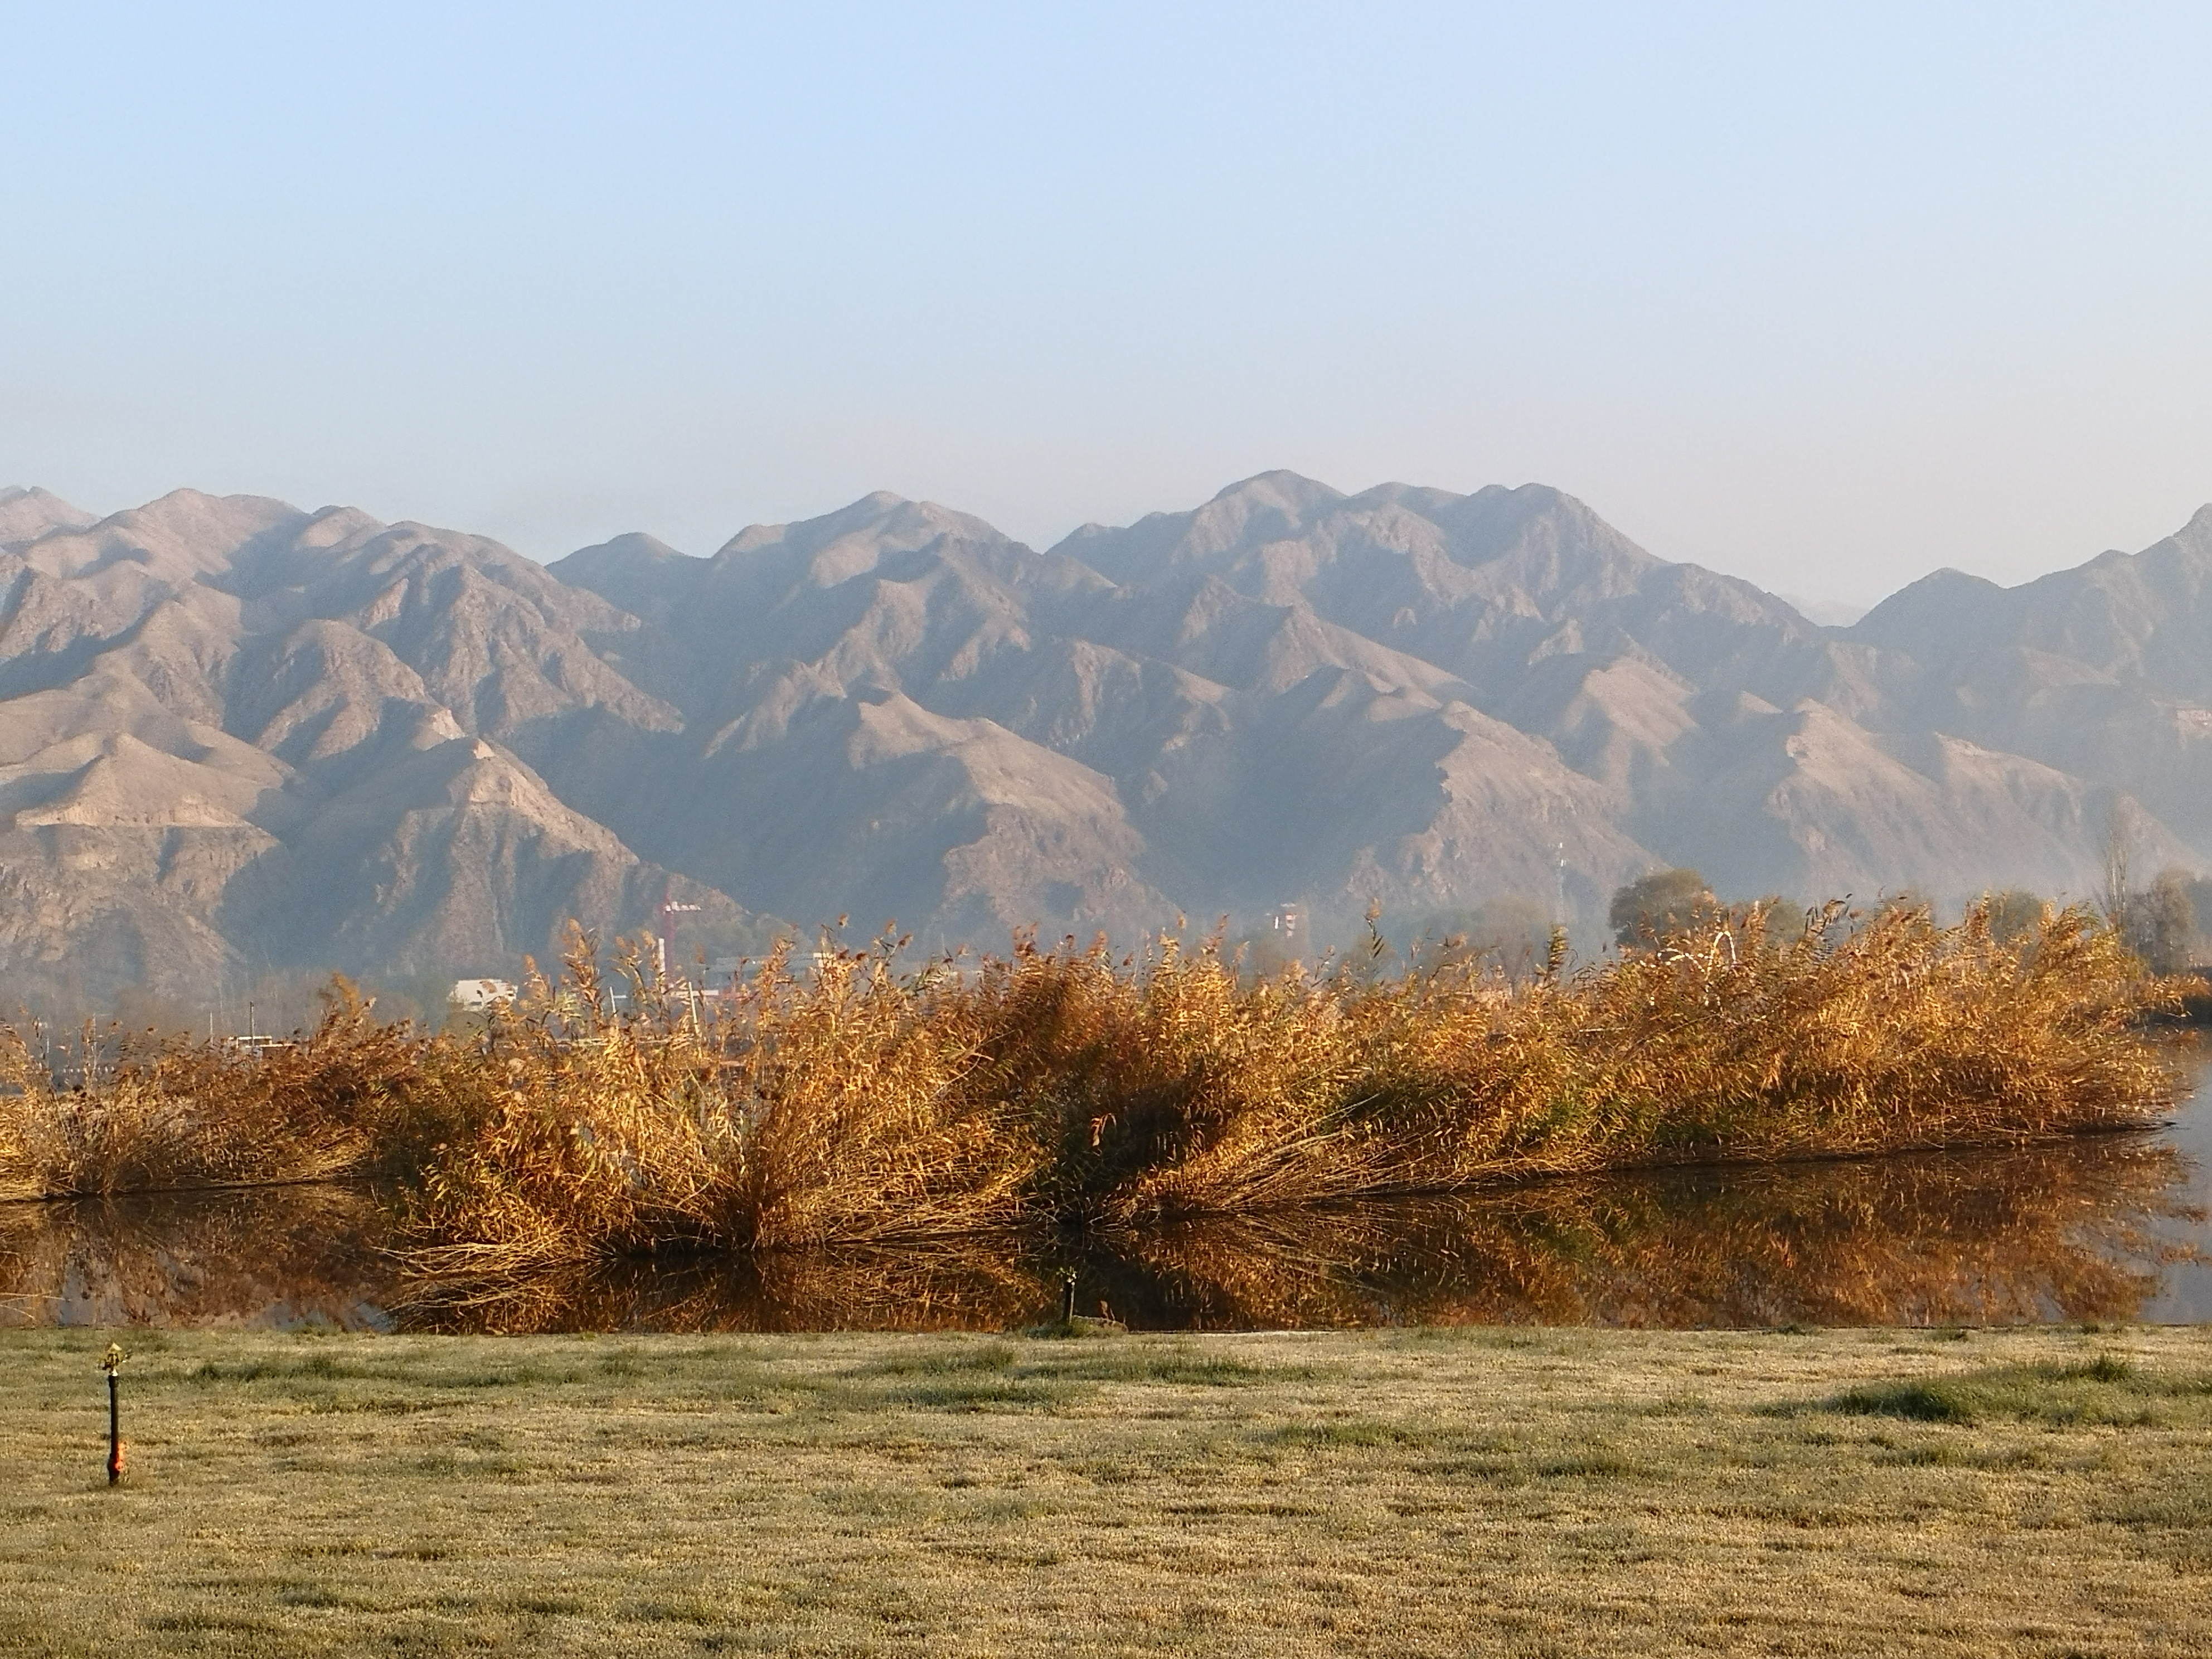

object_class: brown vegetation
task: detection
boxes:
[356,898,2197,1292]
[0,984,489,1202]
[0,901,2186,1294]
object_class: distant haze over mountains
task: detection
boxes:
[0,474,2204,1012]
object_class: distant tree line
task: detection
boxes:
[1607,863,2212,976]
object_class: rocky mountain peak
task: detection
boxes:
[0,486,98,546]
[1047,470,1347,586]
[716,492,1012,566]
[3,474,2211,1015]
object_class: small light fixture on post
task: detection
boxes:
[1060,1269,1078,1325]
[100,1343,125,1485]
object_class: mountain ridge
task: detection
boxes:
[1,472,2205,1011]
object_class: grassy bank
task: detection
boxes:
[0,902,2184,1291]
[5,1325,2212,1656]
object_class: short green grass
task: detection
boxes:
[5,1325,2212,1655]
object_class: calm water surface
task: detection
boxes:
[8,1089,2212,1334]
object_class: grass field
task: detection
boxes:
[6,1324,2212,1656]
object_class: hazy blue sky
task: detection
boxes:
[4,3,2209,605]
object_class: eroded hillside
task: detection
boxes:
[0,476,2201,1008]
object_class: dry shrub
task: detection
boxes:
[400,899,2181,1291]
[0,898,2181,1287]
[400,932,1044,1284]
[954,927,1391,1217]
[0,982,472,1201]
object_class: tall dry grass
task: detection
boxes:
[0,982,487,1201]
[400,932,1040,1298]
[398,899,2182,1292]
[0,900,2185,1292]
[1066,898,2182,1220]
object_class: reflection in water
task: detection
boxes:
[0,1185,397,1330]
[398,1236,1051,1336]
[405,1134,2203,1333]
[2,1134,2201,1333]
[1098,1138,2200,1331]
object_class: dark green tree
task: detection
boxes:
[1983,889,2044,947]
[1608,869,1720,948]
[2126,867,2198,974]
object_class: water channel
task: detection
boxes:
[8,1089,2212,1335]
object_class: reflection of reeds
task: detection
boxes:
[1106,1137,2199,1330]
[4,1133,2195,1335]
[396,1238,1054,1336]
[392,1136,2200,1336]
[0,1184,395,1329]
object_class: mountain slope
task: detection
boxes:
[0,472,2206,1012]
[0,493,756,1008]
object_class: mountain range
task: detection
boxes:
[0,473,2204,1012]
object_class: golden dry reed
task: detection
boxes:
[0,901,2186,1287]
[0,983,493,1202]
[403,899,2181,1287]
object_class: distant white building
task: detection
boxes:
[448,978,517,1011]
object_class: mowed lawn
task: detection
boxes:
[4,1325,2212,1656]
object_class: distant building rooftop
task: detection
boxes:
[449,978,517,1011]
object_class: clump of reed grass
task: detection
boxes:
[399,898,2181,1296]
[2,898,2182,1294]
[398,932,1044,1297]
[934,898,2181,1223]
[0,981,483,1201]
